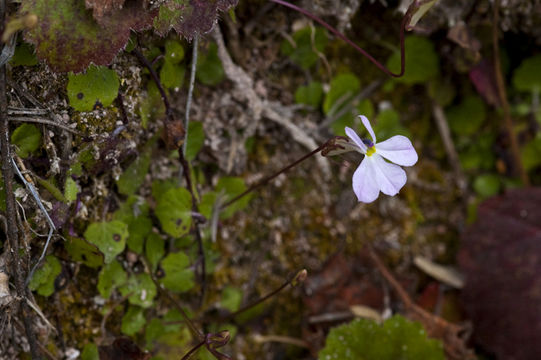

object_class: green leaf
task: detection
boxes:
[10,41,38,66]
[145,318,165,345]
[121,305,146,336]
[155,187,192,238]
[387,35,439,84]
[151,179,178,201]
[160,252,195,293]
[84,220,128,264]
[81,343,99,360]
[221,286,242,312]
[215,177,252,219]
[185,121,205,161]
[196,42,224,86]
[119,273,157,308]
[374,109,411,140]
[280,26,328,69]
[473,174,501,198]
[20,0,154,72]
[521,136,541,170]
[160,60,186,89]
[139,81,166,128]
[319,315,445,360]
[11,123,41,158]
[512,54,541,92]
[323,73,361,115]
[28,255,61,297]
[146,232,165,271]
[113,196,152,254]
[117,149,152,195]
[446,96,486,135]
[67,65,120,111]
[64,177,79,203]
[64,236,104,268]
[165,39,185,64]
[97,260,127,299]
[295,82,324,108]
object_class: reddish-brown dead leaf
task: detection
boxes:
[458,188,541,359]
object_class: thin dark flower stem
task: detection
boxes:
[142,256,204,340]
[135,45,206,301]
[0,1,40,357]
[219,270,305,321]
[492,0,530,185]
[178,147,206,306]
[220,141,330,210]
[268,0,407,78]
[133,47,174,122]
[180,340,206,360]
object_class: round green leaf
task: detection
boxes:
[295,82,324,108]
[119,273,157,308]
[160,60,185,89]
[280,27,328,69]
[116,150,152,196]
[323,73,361,115]
[387,35,439,84]
[121,305,146,336]
[446,96,486,135]
[28,255,61,297]
[84,220,128,264]
[185,121,205,161]
[473,174,501,198]
[67,65,120,111]
[97,260,128,299]
[11,123,42,158]
[196,42,224,86]
[160,252,194,293]
[155,187,192,238]
[165,39,185,64]
[512,54,541,92]
[145,232,165,271]
[319,315,445,360]
[64,236,104,268]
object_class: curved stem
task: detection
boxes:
[269,0,407,78]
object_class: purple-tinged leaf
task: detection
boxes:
[469,59,500,107]
[154,0,238,39]
[458,188,541,359]
[20,0,156,73]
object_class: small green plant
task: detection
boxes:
[319,315,445,360]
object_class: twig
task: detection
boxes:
[492,0,530,185]
[431,102,467,192]
[253,334,310,348]
[212,26,330,175]
[11,158,56,286]
[8,116,81,135]
[0,0,40,356]
[366,245,475,360]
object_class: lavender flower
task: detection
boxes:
[345,115,418,203]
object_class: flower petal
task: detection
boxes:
[359,115,376,143]
[371,154,407,196]
[375,135,418,166]
[352,157,380,203]
[345,126,367,153]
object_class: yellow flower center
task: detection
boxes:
[366,146,376,157]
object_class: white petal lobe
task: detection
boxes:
[375,135,418,166]
[352,157,380,203]
[371,154,407,196]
